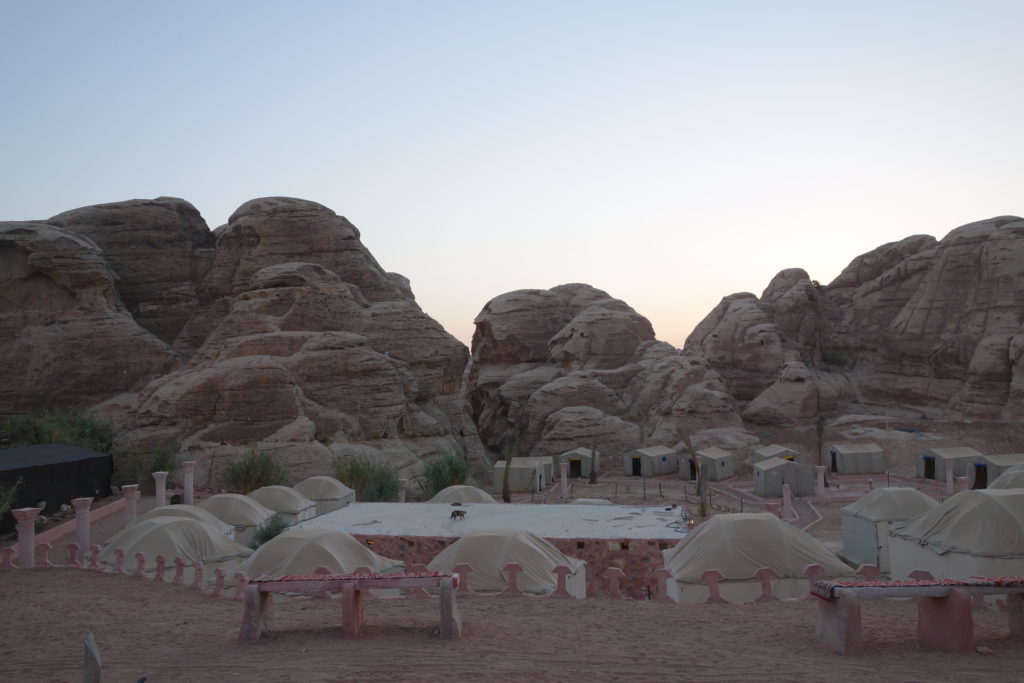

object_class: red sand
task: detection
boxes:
[3,568,1024,682]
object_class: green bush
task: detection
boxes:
[112,442,181,494]
[333,456,399,502]
[0,479,21,521]
[250,513,289,550]
[222,450,286,494]
[417,451,469,499]
[4,410,115,452]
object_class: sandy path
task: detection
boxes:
[3,568,1024,682]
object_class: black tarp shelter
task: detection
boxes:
[0,444,113,532]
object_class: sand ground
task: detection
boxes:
[3,568,1024,682]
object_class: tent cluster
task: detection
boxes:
[915,448,1024,489]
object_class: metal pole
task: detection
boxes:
[642,476,646,500]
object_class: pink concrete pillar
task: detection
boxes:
[755,567,779,602]
[804,563,825,598]
[700,569,727,604]
[1007,593,1024,637]
[182,461,196,506]
[559,462,569,498]
[341,582,364,638]
[908,569,935,580]
[857,564,881,581]
[193,561,205,590]
[35,542,54,568]
[451,563,476,596]
[916,588,974,652]
[944,458,955,495]
[956,476,969,492]
[814,465,826,496]
[214,568,226,597]
[0,547,16,569]
[89,545,101,570]
[153,471,168,507]
[235,571,250,601]
[113,548,126,574]
[122,484,140,526]
[67,543,82,567]
[602,567,626,599]
[314,565,333,599]
[173,557,186,584]
[439,576,462,639]
[816,590,863,655]
[650,568,676,603]
[406,564,431,598]
[154,555,167,582]
[782,484,793,520]
[13,507,42,569]
[550,565,573,598]
[398,479,407,503]
[134,552,146,577]
[501,562,524,596]
[72,497,93,551]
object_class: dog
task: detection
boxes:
[449,509,467,521]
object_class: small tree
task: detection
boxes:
[223,449,286,494]
[417,451,470,499]
[333,456,400,502]
[250,513,288,550]
[501,431,519,504]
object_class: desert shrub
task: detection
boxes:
[250,513,289,550]
[4,410,115,453]
[417,451,469,499]
[0,479,21,521]
[222,450,286,494]
[112,442,181,494]
[333,456,399,502]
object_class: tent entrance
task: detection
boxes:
[972,463,988,489]
[830,453,838,473]
[689,459,697,480]
[569,458,582,478]
[923,455,935,480]
[631,457,642,476]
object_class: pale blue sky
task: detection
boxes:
[3,1,1021,346]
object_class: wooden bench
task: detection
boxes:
[812,577,1024,655]
[239,571,462,644]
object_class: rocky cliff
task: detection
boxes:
[2,197,482,485]
[466,284,746,461]
[685,216,1024,424]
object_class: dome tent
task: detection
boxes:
[428,529,586,597]
[293,476,355,514]
[130,504,236,539]
[840,487,937,572]
[248,485,317,523]
[227,528,403,584]
[429,485,496,504]
[99,516,252,570]
[199,494,276,546]
[988,466,1024,490]
[662,513,854,602]
[889,489,1024,579]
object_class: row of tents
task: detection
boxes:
[914,447,1024,489]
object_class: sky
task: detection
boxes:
[2,1,1021,347]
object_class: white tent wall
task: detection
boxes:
[293,476,356,515]
[622,448,679,477]
[840,514,891,571]
[888,535,1024,579]
[695,448,736,481]
[492,460,545,493]
[754,460,786,498]
[915,448,981,480]
[559,449,596,478]
[828,444,886,474]
[970,455,1024,489]
[753,445,807,466]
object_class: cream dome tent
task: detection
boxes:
[199,494,276,546]
[889,489,1024,579]
[293,476,355,514]
[99,516,251,570]
[662,513,854,602]
[247,486,316,524]
[427,529,586,597]
[429,485,497,504]
[988,466,1024,490]
[130,505,236,539]
[227,528,402,584]
[840,487,937,572]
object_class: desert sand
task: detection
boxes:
[3,568,1024,682]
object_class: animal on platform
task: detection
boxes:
[450,510,466,521]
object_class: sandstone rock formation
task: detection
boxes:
[3,197,482,487]
[0,222,182,414]
[685,216,1024,424]
[467,284,744,463]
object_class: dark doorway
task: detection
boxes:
[923,455,935,480]
[569,458,582,478]
[830,453,839,473]
[631,457,642,477]
[972,463,988,489]
[689,459,697,480]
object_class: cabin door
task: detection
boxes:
[923,456,935,480]
[973,463,988,489]
[689,459,697,480]
[632,456,642,476]
[569,458,582,478]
